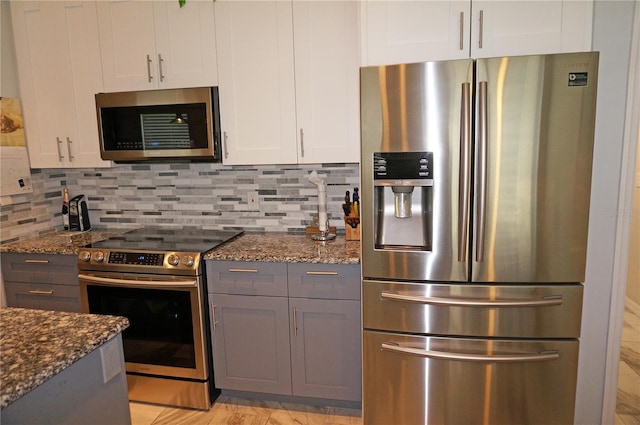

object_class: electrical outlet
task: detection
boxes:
[248,191,260,210]
[100,337,122,384]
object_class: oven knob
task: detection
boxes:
[78,250,91,262]
[183,255,195,267]
[94,251,105,262]
[167,254,180,266]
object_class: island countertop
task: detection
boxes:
[204,233,361,264]
[0,307,129,409]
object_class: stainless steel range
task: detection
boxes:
[77,228,243,410]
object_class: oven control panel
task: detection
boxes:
[77,249,202,273]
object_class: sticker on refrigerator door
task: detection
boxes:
[568,72,589,87]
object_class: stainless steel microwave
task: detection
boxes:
[95,87,221,162]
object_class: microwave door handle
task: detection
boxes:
[458,82,472,262]
[78,273,197,289]
[381,342,560,363]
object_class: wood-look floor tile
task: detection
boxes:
[617,414,640,425]
[129,402,165,425]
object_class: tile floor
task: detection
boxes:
[130,396,362,425]
[615,301,640,425]
[130,302,640,425]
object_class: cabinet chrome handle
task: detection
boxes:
[228,268,258,273]
[158,53,165,82]
[292,307,298,337]
[211,303,218,331]
[381,342,559,363]
[223,131,229,159]
[475,81,488,262]
[28,290,54,295]
[146,54,153,82]
[380,291,563,307]
[66,137,74,161]
[56,137,64,161]
[299,128,305,157]
[305,271,338,276]
[459,11,464,50]
[478,10,484,49]
[458,82,471,262]
[24,259,50,264]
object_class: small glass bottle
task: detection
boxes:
[62,188,69,231]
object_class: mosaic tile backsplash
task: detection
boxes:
[0,163,360,244]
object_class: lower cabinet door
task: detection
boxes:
[289,298,361,401]
[209,293,292,394]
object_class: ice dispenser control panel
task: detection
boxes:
[373,152,433,184]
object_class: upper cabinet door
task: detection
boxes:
[10,1,108,169]
[151,1,218,89]
[97,1,157,91]
[97,0,217,92]
[293,1,360,164]
[470,1,594,58]
[215,1,297,165]
[361,0,472,66]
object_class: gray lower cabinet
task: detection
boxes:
[206,260,362,402]
[1,253,81,312]
[209,293,292,394]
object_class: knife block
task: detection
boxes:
[344,215,360,241]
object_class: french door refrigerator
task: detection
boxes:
[360,52,598,425]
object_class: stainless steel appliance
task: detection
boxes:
[68,194,91,231]
[96,87,221,163]
[360,52,598,424]
[77,228,243,410]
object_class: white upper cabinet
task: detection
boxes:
[10,1,109,168]
[293,1,360,164]
[214,1,297,165]
[361,0,593,66]
[215,1,360,165]
[97,0,218,92]
[470,1,593,58]
[362,0,472,65]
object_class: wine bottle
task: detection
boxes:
[62,188,69,231]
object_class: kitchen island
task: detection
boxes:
[0,307,131,425]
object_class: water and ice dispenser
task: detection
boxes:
[373,152,433,251]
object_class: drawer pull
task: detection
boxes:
[24,259,50,264]
[28,290,54,295]
[228,268,259,273]
[305,271,338,276]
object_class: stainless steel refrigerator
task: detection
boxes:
[360,52,598,425]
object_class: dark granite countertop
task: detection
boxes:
[204,233,361,264]
[0,230,126,255]
[0,307,129,409]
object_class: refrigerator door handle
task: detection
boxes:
[380,291,563,307]
[475,80,488,262]
[381,342,560,363]
[458,82,472,262]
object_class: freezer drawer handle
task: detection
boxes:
[380,291,563,307]
[381,342,560,363]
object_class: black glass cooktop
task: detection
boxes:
[86,228,244,253]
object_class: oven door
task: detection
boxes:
[78,272,208,380]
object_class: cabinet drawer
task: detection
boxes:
[1,253,78,285]
[288,263,361,300]
[206,261,288,296]
[4,281,82,312]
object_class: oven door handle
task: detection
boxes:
[78,273,197,288]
